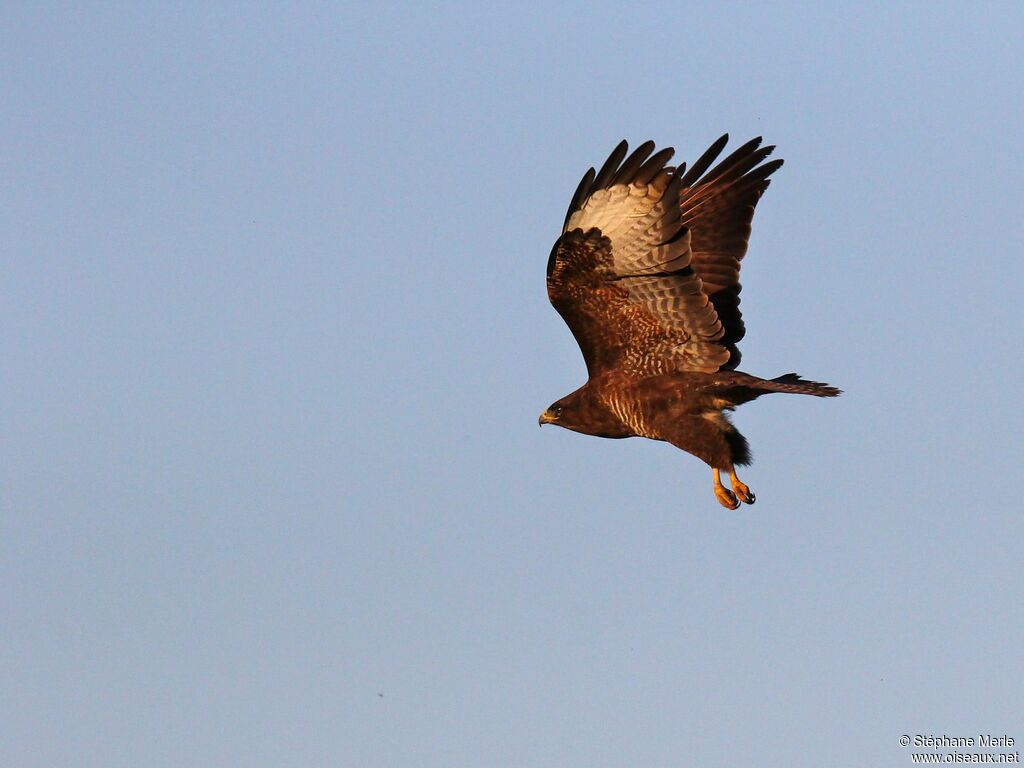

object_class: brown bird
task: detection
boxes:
[539,136,840,508]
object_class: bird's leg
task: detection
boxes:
[729,469,755,505]
[713,468,740,510]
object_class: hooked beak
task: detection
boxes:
[538,410,555,427]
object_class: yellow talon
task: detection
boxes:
[713,469,741,509]
[730,470,755,504]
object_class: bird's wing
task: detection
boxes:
[546,140,727,377]
[675,135,783,369]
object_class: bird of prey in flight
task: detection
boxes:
[540,136,840,508]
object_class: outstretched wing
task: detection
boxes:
[546,140,727,377]
[675,135,783,368]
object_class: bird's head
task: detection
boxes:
[538,401,565,427]
[538,393,585,430]
[538,387,634,439]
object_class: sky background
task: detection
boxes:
[2,3,1023,767]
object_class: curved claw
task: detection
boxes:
[715,485,740,510]
[729,470,755,505]
[713,468,741,510]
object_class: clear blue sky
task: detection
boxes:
[3,3,1022,767]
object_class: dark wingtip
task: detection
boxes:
[591,140,630,191]
[634,146,675,184]
[611,140,657,185]
[562,166,596,231]
[677,134,730,187]
[758,158,785,177]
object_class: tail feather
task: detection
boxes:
[766,373,842,397]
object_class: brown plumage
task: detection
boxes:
[539,136,840,508]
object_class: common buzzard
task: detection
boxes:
[539,136,840,508]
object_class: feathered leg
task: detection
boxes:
[652,413,752,509]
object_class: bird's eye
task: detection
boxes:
[551,405,563,417]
